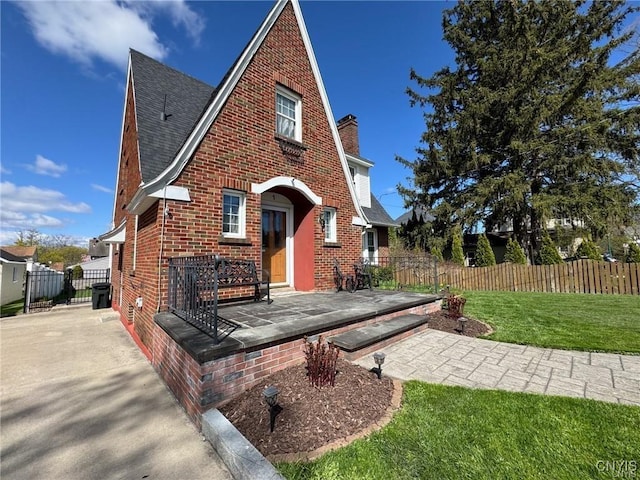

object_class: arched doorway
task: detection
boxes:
[253,177,322,291]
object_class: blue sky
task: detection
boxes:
[1,0,455,247]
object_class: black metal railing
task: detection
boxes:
[369,255,440,292]
[24,267,110,313]
[168,254,267,343]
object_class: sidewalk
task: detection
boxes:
[0,306,232,480]
[354,329,640,405]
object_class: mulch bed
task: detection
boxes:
[220,311,491,460]
[219,358,394,459]
[426,310,493,337]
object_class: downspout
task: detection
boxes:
[157,186,167,313]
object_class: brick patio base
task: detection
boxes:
[151,301,440,428]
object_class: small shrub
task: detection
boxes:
[430,246,444,262]
[371,265,394,284]
[303,336,339,388]
[626,243,640,263]
[539,230,563,265]
[447,294,466,318]
[451,227,465,266]
[72,265,84,279]
[504,238,527,264]
[475,233,496,267]
[576,239,601,260]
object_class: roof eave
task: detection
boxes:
[139,0,290,193]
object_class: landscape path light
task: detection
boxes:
[262,385,282,433]
[458,317,468,334]
[371,352,386,380]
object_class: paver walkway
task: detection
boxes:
[355,329,640,406]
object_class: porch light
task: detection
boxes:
[458,317,468,334]
[262,385,282,433]
[318,213,326,231]
[371,352,386,380]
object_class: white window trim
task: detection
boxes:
[276,86,302,142]
[222,189,247,238]
[363,229,378,264]
[323,207,337,243]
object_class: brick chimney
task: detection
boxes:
[337,114,359,156]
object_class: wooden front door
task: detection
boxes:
[262,209,287,284]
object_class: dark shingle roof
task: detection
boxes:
[395,205,435,225]
[130,50,215,182]
[362,195,398,227]
[0,249,26,262]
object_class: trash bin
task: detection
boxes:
[92,282,111,309]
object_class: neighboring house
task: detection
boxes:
[0,249,26,305]
[88,238,109,259]
[395,205,435,226]
[100,0,396,349]
[395,208,509,265]
[69,256,110,271]
[0,246,37,271]
[492,217,586,259]
[338,114,398,263]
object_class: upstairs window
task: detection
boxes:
[222,190,246,238]
[276,87,301,141]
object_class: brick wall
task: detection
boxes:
[152,299,441,429]
[114,4,369,352]
[111,75,144,331]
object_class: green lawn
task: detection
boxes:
[464,291,640,354]
[0,299,24,317]
[278,382,640,480]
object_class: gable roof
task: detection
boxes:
[395,205,435,226]
[362,195,399,228]
[127,0,367,226]
[0,245,36,260]
[129,50,215,182]
[0,248,26,263]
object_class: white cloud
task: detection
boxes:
[14,0,205,71]
[91,184,114,194]
[0,182,91,233]
[128,0,205,46]
[26,155,67,178]
[0,164,11,175]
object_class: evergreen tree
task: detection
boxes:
[504,238,527,264]
[430,245,444,262]
[475,233,496,266]
[451,227,465,266]
[626,243,640,263]
[576,239,601,260]
[539,230,564,264]
[398,0,639,262]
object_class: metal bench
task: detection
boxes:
[351,259,373,292]
[212,256,270,303]
[333,258,354,292]
[177,255,271,343]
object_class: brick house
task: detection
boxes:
[100,0,396,354]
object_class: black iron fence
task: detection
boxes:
[24,267,110,313]
[371,254,441,292]
[167,255,240,343]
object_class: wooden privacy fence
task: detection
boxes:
[442,260,639,295]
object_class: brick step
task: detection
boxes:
[329,314,427,353]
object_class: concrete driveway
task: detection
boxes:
[0,305,232,480]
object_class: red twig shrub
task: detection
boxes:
[447,294,467,318]
[303,335,340,388]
